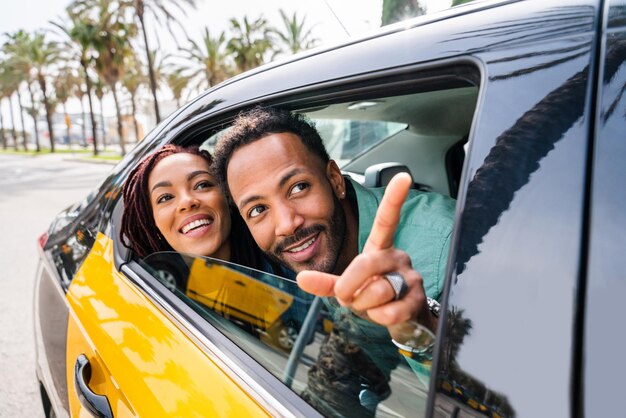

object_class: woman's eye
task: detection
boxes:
[248,205,266,219]
[195,180,213,190]
[156,194,173,204]
[290,182,309,196]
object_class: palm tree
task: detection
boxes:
[0,63,15,150]
[53,68,80,148]
[270,10,319,58]
[14,82,28,151]
[93,78,107,147]
[164,68,192,108]
[92,9,137,156]
[381,0,426,25]
[73,83,88,147]
[227,16,272,73]
[51,11,100,155]
[0,63,20,150]
[3,31,35,151]
[182,27,231,90]
[122,0,197,124]
[451,0,475,6]
[121,54,146,142]
[27,32,62,152]
[0,97,5,150]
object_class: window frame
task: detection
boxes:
[110,59,484,417]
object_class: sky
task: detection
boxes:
[0,0,448,127]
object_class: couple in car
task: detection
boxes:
[121,106,454,413]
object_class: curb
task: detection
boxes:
[63,157,120,166]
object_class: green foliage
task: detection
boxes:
[451,0,476,6]
[227,16,272,72]
[270,10,319,57]
[182,27,231,89]
[381,0,426,26]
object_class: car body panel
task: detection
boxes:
[65,232,269,417]
[584,0,626,415]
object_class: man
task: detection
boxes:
[213,106,454,410]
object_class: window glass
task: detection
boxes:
[312,119,407,167]
[202,119,406,169]
[45,177,122,289]
[202,85,478,196]
[141,252,432,417]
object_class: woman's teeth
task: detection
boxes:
[181,218,211,234]
[288,236,316,253]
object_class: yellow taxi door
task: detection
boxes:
[65,232,270,417]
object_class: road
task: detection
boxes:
[0,153,113,417]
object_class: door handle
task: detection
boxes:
[234,280,246,287]
[74,354,113,418]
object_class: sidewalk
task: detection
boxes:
[0,149,122,166]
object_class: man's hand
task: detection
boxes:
[297,173,436,332]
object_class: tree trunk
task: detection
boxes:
[27,82,41,152]
[111,84,126,156]
[98,96,106,149]
[139,12,161,124]
[16,88,28,151]
[63,103,72,150]
[131,91,140,142]
[79,97,87,148]
[0,102,6,150]
[8,95,18,151]
[38,73,55,153]
[82,62,99,156]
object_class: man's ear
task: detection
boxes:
[326,160,346,199]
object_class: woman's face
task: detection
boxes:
[148,153,231,259]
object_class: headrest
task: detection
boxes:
[363,162,413,188]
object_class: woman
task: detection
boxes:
[120,144,262,268]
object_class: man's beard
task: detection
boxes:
[268,195,346,273]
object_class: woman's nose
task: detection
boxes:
[274,203,304,236]
[178,192,199,211]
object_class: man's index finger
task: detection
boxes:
[363,172,412,252]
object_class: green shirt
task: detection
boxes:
[350,178,455,299]
[327,178,455,380]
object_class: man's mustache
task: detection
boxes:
[274,224,325,254]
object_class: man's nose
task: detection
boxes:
[274,203,304,236]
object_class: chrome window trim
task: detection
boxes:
[120,261,320,418]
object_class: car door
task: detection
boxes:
[64,229,273,417]
[430,1,603,417]
[583,0,626,415]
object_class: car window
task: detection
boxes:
[202,84,478,196]
[204,119,407,169]
[140,252,433,417]
[117,67,481,416]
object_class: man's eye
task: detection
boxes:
[156,194,173,204]
[248,205,266,218]
[195,180,213,190]
[290,182,309,196]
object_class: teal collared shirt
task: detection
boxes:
[349,178,455,300]
[327,178,455,380]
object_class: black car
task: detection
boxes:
[35,0,626,417]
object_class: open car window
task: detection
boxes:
[140,251,433,417]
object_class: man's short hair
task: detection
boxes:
[213,106,330,202]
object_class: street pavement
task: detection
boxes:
[0,153,113,417]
